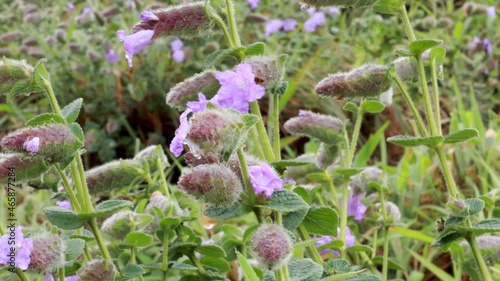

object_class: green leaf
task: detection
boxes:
[372,0,402,14]
[80,200,134,219]
[395,49,413,57]
[68,122,84,150]
[272,81,289,96]
[65,238,85,261]
[270,158,313,172]
[387,135,444,148]
[389,226,435,243]
[346,245,373,254]
[241,113,259,129]
[455,219,500,235]
[431,231,464,249]
[236,251,259,281]
[449,198,485,217]
[302,206,338,236]
[204,203,252,220]
[443,128,479,144]
[360,100,385,113]
[343,102,358,113]
[117,264,145,281]
[334,168,364,178]
[25,113,65,126]
[283,208,308,232]
[372,256,405,270]
[408,249,454,281]
[444,216,465,227]
[160,217,181,231]
[408,39,443,55]
[169,261,198,271]
[70,229,95,242]
[355,122,389,167]
[324,259,350,274]
[288,258,323,281]
[261,190,309,212]
[43,206,86,229]
[200,256,230,272]
[205,46,246,67]
[344,275,382,281]
[196,244,226,258]
[61,98,83,123]
[306,172,330,182]
[245,42,266,56]
[430,47,446,65]
[33,62,50,88]
[125,232,153,247]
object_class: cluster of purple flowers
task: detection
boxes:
[0,227,32,270]
[265,19,298,37]
[340,193,368,222]
[469,37,493,56]
[170,38,185,63]
[264,6,340,36]
[169,63,265,157]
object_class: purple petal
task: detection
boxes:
[170,110,191,157]
[248,164,283,198]
[56,200,72,210]
[23,137,40,153]
[265,19,283,37]
[170,38,184,51]
[141,11,159,22]
[247,0,259,10]
[186,93,208,113]
[282,18,297,32]
[172,50,185,62]
[116,29,154,67]
[105,49,119,64]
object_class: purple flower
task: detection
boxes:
[486,6,496,17]
[56,200,72,210]
[247,0,259,10]
[248,164,283,198]
[23,137,40,153]
[172,50,185,62]
[45,274,79,281]
[81,7,92,15]
[328,7,341,16]
[105,49,119,64]
[314,236,333,255]
[170,93,209,157]
[213,63,265,113]
[339,193,367,221]
[170,39,185,62]
[304,12,326,33]
[483,38,493,55]
[141,11,159,22]
[67,3,75,11]
[265,19,283,37]
[314,227,355,256]
[282,19,298,32]
[116,29,154,67]
[0,226,33,270]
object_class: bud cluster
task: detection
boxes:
[250,224,293,270]
[284,110,343,144]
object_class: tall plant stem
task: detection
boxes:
[55,164,82,213]
[430,59,442,135]
[382,227,389,281]
[157,158,170,196]
[237,148,256,205]
[297,224,323,264]
[272,93,281,160]
[225,0,241,46]
[465,222,493,281]
[435,147,458,199]
[416,56,439,135]
[339,180,349,258]
[250,101,275,162]
[89,218,112,260]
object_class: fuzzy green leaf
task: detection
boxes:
[361,100,385,113]
[80,200,134,219]
[205,46,246,67]
[408,39,443,55]
[395,49,413,57]
[25,113,65,126]
[444,128,479,144]
[431,231,464,249]
[196,244,226,258]
[65,238,85,261]
[204,203,252,220]
[343,102,358,113]
[160,217,181,231]
[44,206,86,229]
[302,206,338,236]
[346,245,373,254]
[61,98,83,123]
[430,47,446,65]
[372,0,402,14]
[245,42,266,56]
[261,189,309,212]
[283,208,308,232]
[455,219,500,235]
[126,232,153,247]
[117,264,145,281]
[236,251,259,281]
[200,256,230,272]
[288,258,323,281]
[387,135,444,148]
[324,259,350,274]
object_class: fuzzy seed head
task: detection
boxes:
[244,56,285,91]
[77,259,116,281]
[393,57,418,82]
[250,224,293,270]
[284,110,343,144]
[178,164,242,206]
[101,211,138,239]
[315,64,390,99]
[0,153,50,183]
[0,57,39,97]
[133,2,217,39]
[166,70,220,110]
[28,233,65,273]
[85,159,142,195]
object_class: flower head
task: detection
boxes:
[304,11,326,33]
[247,0,259,10]
[23,137,40,153]
[77,259,116,281]
[328,6,341,16]
[105,49,119,64]
[213,63,265,113]
[0,226,33,270]
[29,233,64,273]
[116,29,154,67]
[483,38,493,55]
[248,164,283,198]
[282,18,298,32]
[265,19,283,37]
[170,38,184,51]
[250,224,293,270]
[340,193,367,221]
[56,200,72,210]
[486,6,496,17]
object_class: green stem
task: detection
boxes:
[399,3,416,42]
[237,148,256,205]
[15,269,29,281]
[89,218,112,260]
[435,146,459,199]
[70,162,87,210]
[272,93,281,160]
[250,128,265,160]
[157,158,170,196]
[465,229,493,281]
[59,265,65,281]
[130,246,136,264]
[282,265,290,281]
[55,164,82,213]
[297,224,323,264]
[224,0,241,46]
[326,171,339,206]
[205,4,234,47]
[162,231,170,271]
[188,253,205,273]
[382,227,389,281]
[430,58,442,135]
[416,55,438,136]
[339,180,349,258]
[43,78,62,116]
[391,73,429,137]
[348,106,364,166]
[250,101,275,162]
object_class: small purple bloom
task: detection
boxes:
[483,38,493,55]
[314,227,355,256]
[116,29,154,67]
[282,19,297,32]
[170,38,185,62]
[56,200,72,210]
[213,63,265,113]
[105,49,119,64]
[304,12,326,33]
[328,6,341,16]
[170,38,184,51]
[248,164,283,198]
[81,7,92,15]
[141,11,159,22]
[0,227,33,270]
[186,93,209,113]
[247,0,259,10]
[314,236,333,255]
[172,50,185,62]
[340,193,367,221]
[486,6,496,17]
[265,19,283,37]
[67,3,75,11]
[23,137,40,153]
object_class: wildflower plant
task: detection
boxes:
[0,0,499,281]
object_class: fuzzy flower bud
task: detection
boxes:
[85,159,143,195]
[0,57,40,98]
[186,108,245,157]
[166,70,220,111]
[77,259,116,281]
[250,224,293,270]
[284,110,343,144]
[1,124,78,165]
[178,163,243,206]
[184,151,219,167]
[349,166,382,194]
[244,56,285,91]
[133,145,169,172]
[101,211,139,239]
[132,2,217,39]
[299,0,376,7]
[315,64,390,99]
[29,233,65,273]
[376,201,401,222]
[315,143,338,169]
[0,153,50,183]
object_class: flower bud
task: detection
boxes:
[132,2,218,39]
[349,166,382,194]
[0,153,50,183]
[29,233,65,273]
[246,14,268,23]
[178,163,243,206]
[0,57,40,98]
[101,6,120,19]
[315,64,390,99]
[22,37,38,47]
[393,57,418,82]
[244,56,285,91]
[85,159,143,195]
[166,70,220,110]
[315,143,338,170]
[186,108,245,157]
[0,32,23,42]
[184,151,219,167]
[101,211,139,239]
[376,201,401,222]
[250,224,293,270]
[77,259,116,281]
[298,0,376,8]
[284,110,343,144]
[1,124,79,166]
[133,145,169,172]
